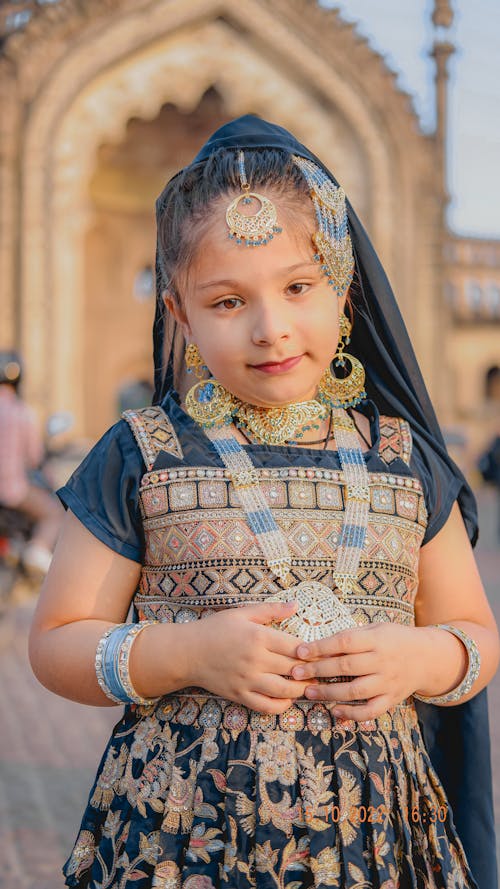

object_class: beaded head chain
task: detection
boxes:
[224,150,355,304]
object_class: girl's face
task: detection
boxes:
[166,195,345,408]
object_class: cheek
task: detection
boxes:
[189,319,242,373]
[309,297,339,352]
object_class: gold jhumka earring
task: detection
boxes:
[317,314,367,410]
[225,151,282,247]
[184,343,238,428]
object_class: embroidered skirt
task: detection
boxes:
[63,694,478,889]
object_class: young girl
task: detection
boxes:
[29,116,499,889]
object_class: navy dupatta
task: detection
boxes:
[151,116,497,889]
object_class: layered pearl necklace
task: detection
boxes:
[198,401,371,642]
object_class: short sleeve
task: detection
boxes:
[56,420,145,563]
[409,428,464,546]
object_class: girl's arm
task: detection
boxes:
[412,500,500,704]
[28,510,196,706]
[290,501,500,719]
[29,510,310,710]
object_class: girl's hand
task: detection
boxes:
[186,600,310,714]
[290,623,433,721]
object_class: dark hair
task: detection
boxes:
[156,148,318,299]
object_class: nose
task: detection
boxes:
[251,299,292,347]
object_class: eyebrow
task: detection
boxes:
[196,261,319,290]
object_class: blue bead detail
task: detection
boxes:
[339,524,366,549]
[246,510,278,535]
[214,437,242,455]
[198,382,214,403]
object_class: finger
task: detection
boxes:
[329,695,393,722]
[244,692,295,715]
[295,626,378,661]
[267,653,312,676]
[256,673,309,701]
[291,651,376,681]
[304,674,380,703]
[244,600,298,624]
[256,624,311,658]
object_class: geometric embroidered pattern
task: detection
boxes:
[379,415,412,466]
[143,512,425,569]
[122,406,183,471]
[139,477,424,519]
[131,409,427,633]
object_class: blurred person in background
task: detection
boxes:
[0,350,63,577]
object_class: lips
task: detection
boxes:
[250,354,304,374]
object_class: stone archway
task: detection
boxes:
[83,89,234,436]
[4,0,439,432]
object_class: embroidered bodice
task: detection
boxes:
[122,398,427,633]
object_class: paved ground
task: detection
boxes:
[0,486,499,888]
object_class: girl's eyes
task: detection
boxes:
[287,282,309,295]
[214,297,243,310]
[213,283,310,309]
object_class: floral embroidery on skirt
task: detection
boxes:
[63,695,478,889]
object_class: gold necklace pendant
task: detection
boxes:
[235,400,328,446]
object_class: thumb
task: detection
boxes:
[246,598,297,624]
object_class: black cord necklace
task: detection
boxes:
[347,406,372,449]
[237,411,334,448]
[236,407,371,450]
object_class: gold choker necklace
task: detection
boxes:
[235,399,328,446]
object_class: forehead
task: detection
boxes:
[190,217,315,286]
[195,189,313,259]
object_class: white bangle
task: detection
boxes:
[117,622,161,706]
[413,624,481,705]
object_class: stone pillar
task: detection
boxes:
[429,0,456,424]
[0,62,21,350]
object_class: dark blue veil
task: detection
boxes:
[152,115,497,888]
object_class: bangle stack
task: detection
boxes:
[95,621,161,706]
[413,623,481,705]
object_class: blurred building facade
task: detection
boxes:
[0,0,498,457]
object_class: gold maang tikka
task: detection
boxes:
[226,150,283,247]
